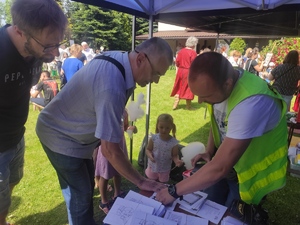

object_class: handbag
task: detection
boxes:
[229,199,269,225]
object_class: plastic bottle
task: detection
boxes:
[181,142,206,170]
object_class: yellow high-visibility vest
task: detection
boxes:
[208,71,288,205]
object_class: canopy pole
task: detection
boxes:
[129,15,136,163]
[215,33,220,52]
[215,23,221,52]
[144,0,154,172]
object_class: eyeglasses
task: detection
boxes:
[135,49,162,77]
[28,34,66,53]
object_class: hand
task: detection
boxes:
[138,178,167,192]
[127,125,138,134]
[191,152,211,167]
[155,187,176,205]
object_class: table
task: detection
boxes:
[287,121,300,147]
[139,189,229,225]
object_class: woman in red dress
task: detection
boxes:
[171,36,198,110]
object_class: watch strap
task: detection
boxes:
[168,184,183,200]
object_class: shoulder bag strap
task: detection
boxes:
[274,65,297,81]
[247,59,253,72]
[93,55,125,80]
[94,54,133,103]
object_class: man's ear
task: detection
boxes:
[14,25,25,38]
[136,52,146,68]
[223,77,234,90]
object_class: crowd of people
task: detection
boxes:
[30,39,104,106]
[172,39,300,112]
[222,47,300,111]
[0,0,296,225]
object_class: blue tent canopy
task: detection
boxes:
[74,0,300,36]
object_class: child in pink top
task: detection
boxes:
[145,113,183,183]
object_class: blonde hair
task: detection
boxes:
[155,113,176,138]
[247,48,259,59]
[230,50,241,57]
[69,44,82,57]
[244,48,253,57]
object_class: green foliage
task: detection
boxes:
[261,38,300,66]
[136,17,150,35]
[69,3,132,51]
[229,38,246,54]
[0,0,12,25]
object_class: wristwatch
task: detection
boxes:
[168,184,183,200]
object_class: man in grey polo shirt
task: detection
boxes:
[36,37,173,225]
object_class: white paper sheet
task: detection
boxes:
[103,197,154,225]
[178,191,208,210]
[197,200,228,224]
[128,211,177,225]
[179,199,227,224]
[164,210,209,225]
[125,190,165,216]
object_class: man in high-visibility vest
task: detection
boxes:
[156,52,287,225]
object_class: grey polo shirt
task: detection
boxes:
[36,51,135,159]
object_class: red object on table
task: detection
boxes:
[182,169,193,179]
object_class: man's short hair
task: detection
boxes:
[135,37,173,65]
[11,0,68,36]
[189,52,233,88]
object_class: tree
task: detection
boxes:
[66,1,156,51]
[260,38,300,66]
[69,2,132,51]
[229,38,246,54]
[0,0,12,26]
[0,2,4,26]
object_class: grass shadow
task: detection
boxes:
[9,196,21,214]
[14,201,68,225]
[181,122,211,144]
[174,102,206,111]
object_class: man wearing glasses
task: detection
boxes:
[0,1,67,225]
[36,37,173,225]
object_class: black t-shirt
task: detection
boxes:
[0,25,42,151]
[245,59,259,76]
[36,79,59,105]
[79,53,87,63]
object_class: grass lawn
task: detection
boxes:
[7,69,300,225]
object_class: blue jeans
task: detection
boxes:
[281,94,292,112]
[42,143,96,225]
[203,175,241,207]
[30,98,46,107]
[0,137,24,213]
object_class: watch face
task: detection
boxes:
[168,185,176,195]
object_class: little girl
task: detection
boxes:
[145,113,183,183]
[94,109,137,214]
